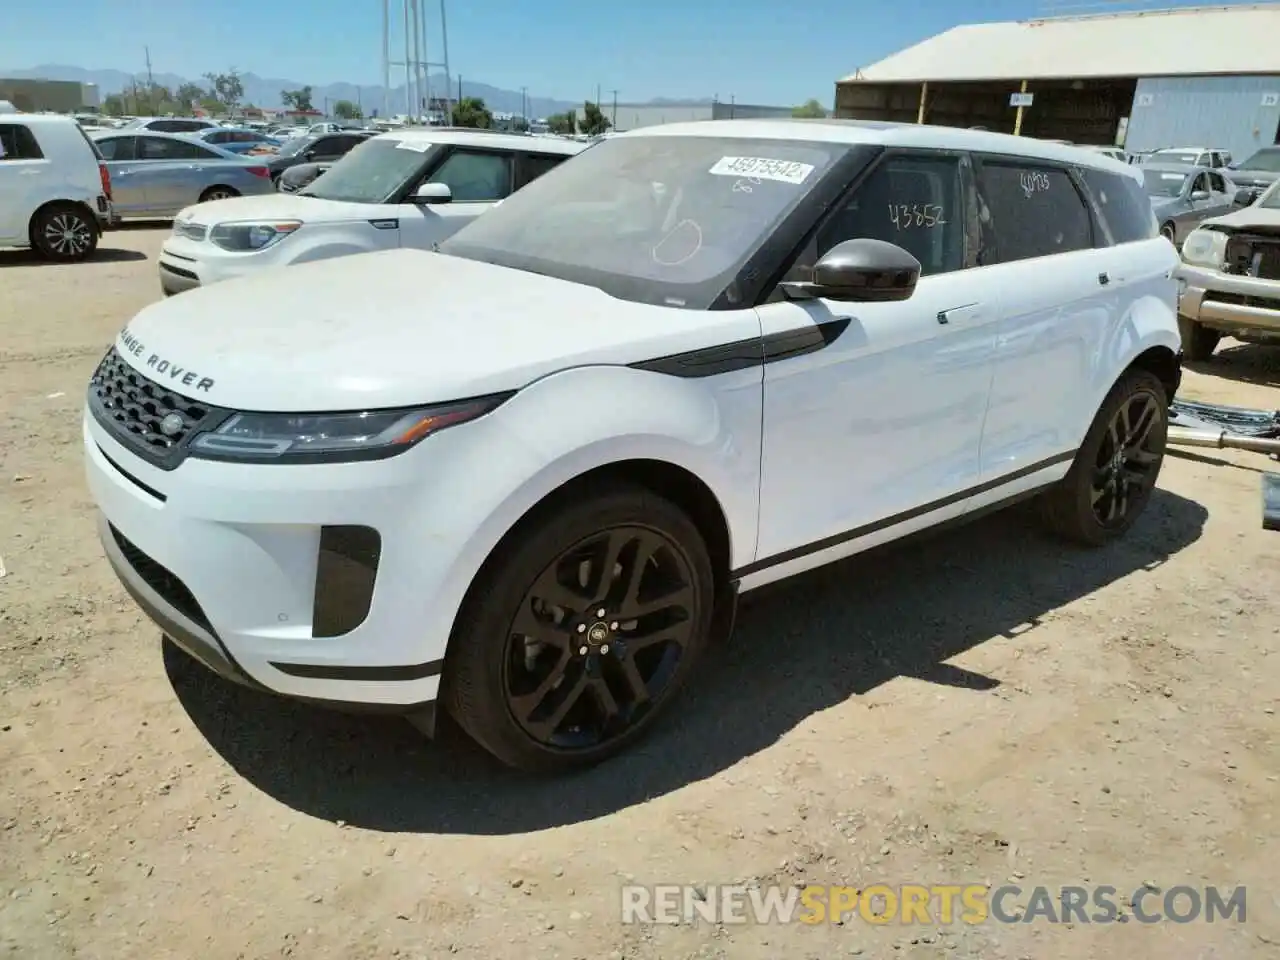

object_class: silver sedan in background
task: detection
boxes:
[90,131,276,219]
[1141,162,1239,245]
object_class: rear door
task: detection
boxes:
[0,122,49,241]
[94,135,148,215]
[970,153,1114,478]
[1204,170,1234,218]
[395,145,515,249]
[137,135,219,213]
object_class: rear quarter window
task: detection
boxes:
[0,123,45,160]
[1079,167,1157,244]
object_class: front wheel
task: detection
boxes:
[198,186,239,203]
[30,204,98,263]
[443,484,715,773]
[1040,368,1168,546]
[1160,221,1177,244]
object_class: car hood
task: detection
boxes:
[1229,168,1280,187]
[176,193,389,226]
[113,249,754,412]
[1199,205,1280,231]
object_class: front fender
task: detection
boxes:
[284,239,384,265]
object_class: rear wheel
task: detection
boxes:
[1177,314,1222,361]
[1040,369,1168,546]
[1160,221,1177,243]
[30,204,98,263]
[198,186,239,203]
[443,484,714,773]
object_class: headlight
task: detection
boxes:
[1180,228,1226,268]
[188,394,510,463]
[208,220,301,252]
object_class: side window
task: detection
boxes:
[147,120,176,133]
[0,124,44,160]
[1079,168,1156,244]
[95,136,136,161]
[1191,172,1210,196]
[814,153,964,276]
[205,131,228,144]
[1208,171,1228,194]
[521,151,568,186]
[427,149,514,202]
[974,160,1092,264]
[139,136,211,160]
[311,137,344,158]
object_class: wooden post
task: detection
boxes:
[1013,79,1028,136]
[916,81,928,124]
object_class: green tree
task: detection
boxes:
[546,111,576,135]
[175,82,206,110]
[281,86,314,112]
[203,69,245,112]
[333,99,363,120]
[451,96,493,129]
[580,100,611,136]
[792,98,828,119]
[101,93,126,116]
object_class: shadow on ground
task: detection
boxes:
[168,488,1207,835]
[0,247,148,268]
[1185,343,1280,389]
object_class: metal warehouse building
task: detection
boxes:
[835,3,1280,161]
[577,99,793,132]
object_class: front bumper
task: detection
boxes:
[84,411,467,708]
[157,235,279,296]
[1176,262,1280,341]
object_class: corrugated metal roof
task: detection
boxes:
[841,4,1280,83]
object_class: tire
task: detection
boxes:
[443,483,715,773]
[1160,222,1177,243]
[198,186,239,203]
[1177,314,1221,362]
[1040,368,1168,547]
[30,203,98,263]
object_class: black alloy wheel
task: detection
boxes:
[1089,388,1163,529]
[504,525,696,750]
[1040,368,1168,546]
[442,485,714,772]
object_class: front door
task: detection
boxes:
[753,150,999,569]
[396,146,515,249]
[96,136,149,216]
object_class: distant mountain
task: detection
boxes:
[0,64,586,117]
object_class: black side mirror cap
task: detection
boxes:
[780,238,921,303]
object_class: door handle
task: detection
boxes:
[1098,272,1111,286]
[936,302,980,325]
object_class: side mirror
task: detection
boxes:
[781,238,921,303]
[1232,188,1256,207]
[412,182,452,205]
[1190,189,1210,202]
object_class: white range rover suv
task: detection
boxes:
[156,128,583,294]
[85,120,1182,773]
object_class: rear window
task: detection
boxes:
[0,123,45,160]
[1081,168,1156,244]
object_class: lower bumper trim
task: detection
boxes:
[269,658,445,681]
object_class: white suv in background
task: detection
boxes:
[86,120,1182,773]
[156,129,583,294]
[0,113,113,261]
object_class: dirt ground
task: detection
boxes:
[1,227,1278,960]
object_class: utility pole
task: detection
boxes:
[381,0,390,119]
[418,0,431,120]
[402,0,412,116]
[410,0,423,118]
[609,89,618,127]
[144,47,155,114]
[595,83,601,107]
[439,0,453,125]
[520,86,528,123]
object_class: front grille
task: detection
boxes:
[173,221,208,241]
[88,348,220,468]
[160,262,198,280]
[109,524,212,632]
[1203,291,1280,313]
[1224,237,1280,280]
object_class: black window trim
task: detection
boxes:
[969,151,1100,264]
[515,149,571,189]
[755,145,975,305]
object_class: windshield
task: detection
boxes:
[1143,170,1187,198]
[1238,149,1280,172]
[1260,181,1280,210]
[1152,150,1200,165]
[300,137,429,203]
[277,135,316,158]
[439,135,850,309]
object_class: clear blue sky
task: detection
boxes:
[0,0,1251,104]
